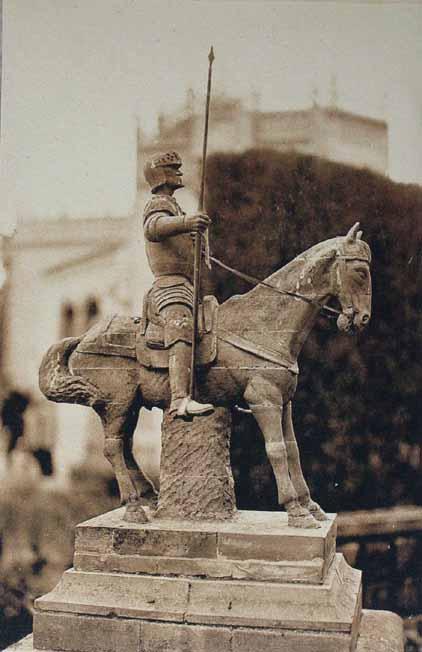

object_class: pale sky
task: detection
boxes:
[1,0,422,235]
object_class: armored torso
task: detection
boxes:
[143,194,194,280]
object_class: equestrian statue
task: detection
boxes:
[39,215,372,528]
[38,49,372,529]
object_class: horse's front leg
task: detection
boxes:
[244,377,319,528]
[283,402,327,521]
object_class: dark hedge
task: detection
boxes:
[205,149,422,512]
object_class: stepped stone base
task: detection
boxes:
[72,507,337,584]
[9,611,404,652]
[20,507,403,652]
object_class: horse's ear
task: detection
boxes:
[356,230,363,240]
[346,222,360,242]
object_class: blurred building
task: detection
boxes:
[1,92,388,484]
[137,92,389,196]
[1,214,160,483]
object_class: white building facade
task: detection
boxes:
[1,215,161,483]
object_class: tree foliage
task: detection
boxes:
[206,150,422,511]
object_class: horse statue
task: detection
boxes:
[39,223,371,528]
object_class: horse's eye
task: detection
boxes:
[354,267,367,281]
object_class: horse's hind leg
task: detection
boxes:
[283,402,327,521]
[98,401,143,505]
[124,437,157,505]
[122,405,157,505]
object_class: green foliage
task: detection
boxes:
[207,150,422,511]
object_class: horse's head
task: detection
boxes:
[332,223,372,333]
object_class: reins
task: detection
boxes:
[210,255,341,318]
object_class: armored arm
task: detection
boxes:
[144,211,187,242]
[143,195,210,242]
[144,211,211,242]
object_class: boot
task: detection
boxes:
[168,342,214,417]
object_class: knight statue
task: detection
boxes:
[142,150,214,418]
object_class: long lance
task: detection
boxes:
[189,46,215,400]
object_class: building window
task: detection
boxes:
[60,302,75,338]
[85,296,99,328]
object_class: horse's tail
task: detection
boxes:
[39,336,107,407]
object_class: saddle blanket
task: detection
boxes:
[76,296,218,369]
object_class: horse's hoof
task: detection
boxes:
[123,502,149,524]
[122,493,150,524]
[301,499,329,522]
[310,506,328,522]
[286,501,321,529]
[288,513,321,529]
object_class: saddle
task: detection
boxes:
[76,296,218,369]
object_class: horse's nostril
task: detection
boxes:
[361,314,370,324]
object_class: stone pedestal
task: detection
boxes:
[157,407,236,520]
[20,507,400,652]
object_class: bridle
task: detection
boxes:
[332,244,371,323]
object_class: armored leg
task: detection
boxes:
[159,302,213,418]
[168,341,214,417]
